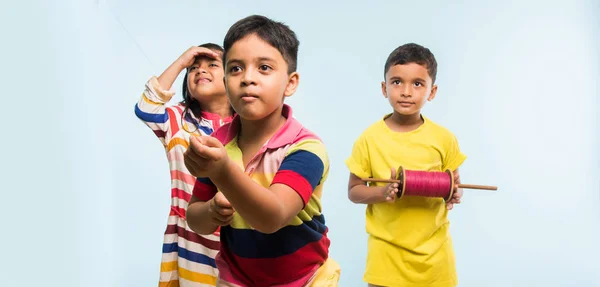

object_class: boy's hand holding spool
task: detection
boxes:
[446,170,463,210]
[381,168,399,203]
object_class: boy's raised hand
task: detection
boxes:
[184,135,229,178]
[208,192,235,226]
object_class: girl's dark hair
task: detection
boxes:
[180,43,234,130]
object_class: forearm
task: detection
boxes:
[348,184,388,204]
[211,160,287,233]
[186,200,220,235]
[157,60,186,91]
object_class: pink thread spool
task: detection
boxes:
[399,167,455,201]
[361,166,498,201]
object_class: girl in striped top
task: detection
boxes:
[135,43,234,287]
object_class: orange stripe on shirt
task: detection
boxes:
[159,280,179,287]
[179,267,217,285]
[142,93,162,105]
[161,261,178,272]
[167,138,189,152]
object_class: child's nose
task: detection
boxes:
[241,70,256,85]
[401,85,412,97]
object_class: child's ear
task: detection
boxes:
[381,81,388,98]
[284,72,300,97]
[428,84,438,101]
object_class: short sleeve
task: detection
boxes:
[442,133,467,171]
[344,134,372,179]
[271,139,328,206]
[192,177,218,201]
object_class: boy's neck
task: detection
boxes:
[200,95,232,119]
[238,105,286,149]
[386,111,424,132]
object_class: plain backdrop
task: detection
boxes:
[1,0,598,286]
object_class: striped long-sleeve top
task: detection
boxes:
[134,76,233,287]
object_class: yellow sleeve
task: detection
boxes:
[345,134,372,179]
[442,133,467,171]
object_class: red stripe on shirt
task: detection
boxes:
[166,108,180,136]
[220,236,330,286]
[171,170,197,186]
[171,188,191,203]
[272,170,313,205]
[153,129,166,138]
[170,206,186,218]
[192,180,218,201]
[165,224,220,250]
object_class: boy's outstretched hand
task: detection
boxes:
[184,135,229,178]
[446,169,463,210]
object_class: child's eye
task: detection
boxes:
[229,66,242,73]
[414,82,422,87]
[392,80,401,85]
[189,66,197,71]
[259,65,272,71]
[210,63,219,67]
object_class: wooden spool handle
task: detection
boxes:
[360,178,498,191]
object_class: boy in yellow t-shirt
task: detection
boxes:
[345,43,467,287]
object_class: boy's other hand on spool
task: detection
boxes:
[382,167,399,203]
[446,169,463,210]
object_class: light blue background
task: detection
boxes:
[2,0,598,286]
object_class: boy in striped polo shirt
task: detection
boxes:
[183,15,340,287]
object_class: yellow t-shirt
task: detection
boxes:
[345,114,467,287]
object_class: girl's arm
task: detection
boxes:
[134,47,220,144]
[134,76,178,145]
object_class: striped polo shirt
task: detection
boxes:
[192,104,331,286]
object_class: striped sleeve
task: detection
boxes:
[272,139,328,205]
[134,76,178,145]
[192,177,218,202]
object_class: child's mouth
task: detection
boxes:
[196,78,211,84]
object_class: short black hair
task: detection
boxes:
[223,15,299,74]
[384,43,438,84]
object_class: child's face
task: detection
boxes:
[224,34,298,121]
[187,54,226,102]
[381,63,437,116]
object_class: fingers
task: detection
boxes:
[189,136,223,161]
[200,135,225,149]
[446,202,454,210]
[183,149,203,176]
[209,196,235,225]
[385,182,399,202]
[390,167,397,180]
[192,47,219,59]
[213,192,232,208]
[211,213,234,226]
[453,170,461,184]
